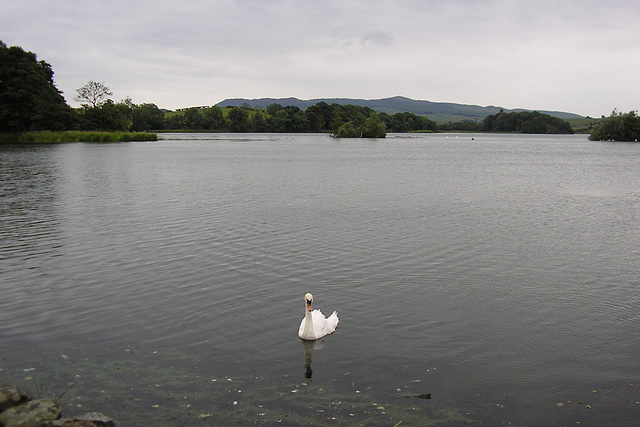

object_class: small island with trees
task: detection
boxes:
[588,110,640,142]
[1,40,638,142]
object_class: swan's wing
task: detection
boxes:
[311,309,339,336]
[326,311,339,333]
[311,309,326,324]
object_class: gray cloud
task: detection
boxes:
[2,0,639,116]
[360,31,395,47]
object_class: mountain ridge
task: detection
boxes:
[215,96,584,123]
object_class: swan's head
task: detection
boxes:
[304,293,313,311]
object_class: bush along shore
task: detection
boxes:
[0,131,157,144]
[0,384,115,426]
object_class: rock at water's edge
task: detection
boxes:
[0,385,115,427]
[0,398,61,427]
[43,412,116,426]
[0,385,32,412]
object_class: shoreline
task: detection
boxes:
[0,131,157,144]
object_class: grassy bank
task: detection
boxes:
[0,131,157,144]
[567,117,602,134]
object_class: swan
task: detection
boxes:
[298,293,339,341]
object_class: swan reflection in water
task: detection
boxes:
[301,339,328,382]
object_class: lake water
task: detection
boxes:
[1,133,639,425]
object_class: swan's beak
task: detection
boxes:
[306,302,312,311]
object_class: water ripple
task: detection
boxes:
[2,135,640,398]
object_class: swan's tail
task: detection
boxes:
[327,311,339,332]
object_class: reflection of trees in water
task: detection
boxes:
[0,146,61,261]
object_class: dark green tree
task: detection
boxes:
[329,105,346,131]
[437,120,481,132]
[202,106,226,130]
[304,104,325,132]
[0,41,75,132]
[131,103,164,131]
[267,110,289,132]
[266,103,283,116]
[340,104,374,123]
[228,107,249,132]
[589,110,640,141]
[283,106,309,132]
[334,112,386,138]
[305,101,333,131]
[183,107,205,130]
[250,112,266,132]
[384,112,437,132]
[335,121,361,138]
[164,112,185,130]
[481,110,573,134]
[77,99,132,131]
[362,113,387,137]
[327,103,374,133]
[389,112,413,132]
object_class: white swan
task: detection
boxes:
[298,293,339,341]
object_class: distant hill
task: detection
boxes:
[215,96,584,123]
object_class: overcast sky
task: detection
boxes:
[2,0,639,117]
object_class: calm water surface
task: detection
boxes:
[1,133,639,425]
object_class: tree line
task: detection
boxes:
[479,110,575,134]
[0,40,431,135]
[10,40,636,139]
[163,103,436,135]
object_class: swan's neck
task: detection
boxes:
[303,308,315,338]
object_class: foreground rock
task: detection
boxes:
[0,399,61,426]
[42,412,115,426]
[0,386,31,412]
[0,385,114,427]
